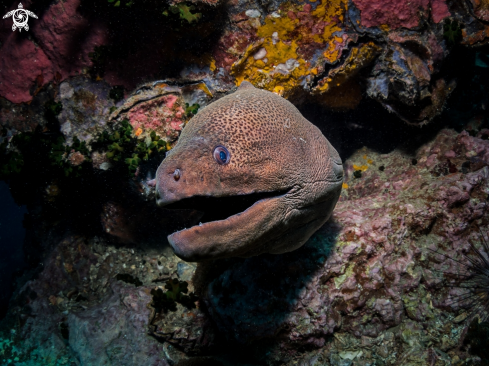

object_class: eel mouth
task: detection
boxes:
[163,190,289,234]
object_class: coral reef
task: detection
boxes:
[109,81,211,145]
[230,0,353,98]
[0,76,213,195]
[0,34,54,104]
[351,0,449,29]
[0,0,488,123]
[313,42,381,95]
[0,234,191,365]
[2,124,489,364]
[148,278,211,354]
[1,0,489,364]
[57,78,116,145]
[116,93,185,143]
[193,127,489,363]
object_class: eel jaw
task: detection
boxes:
[162,191,288,261]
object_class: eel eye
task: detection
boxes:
[213,145,230,165]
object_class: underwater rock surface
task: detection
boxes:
[0,0,108,104]
[0,0,488,125]
[1,126,488,365]
[199,129,489,359]
[1,0,489,364]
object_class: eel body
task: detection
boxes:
[155,81,343,261]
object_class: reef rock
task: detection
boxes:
[1,0,488,125]
[0,233,204,365]
[1,121,489,365]
[57,78,116,145]
[0,0,108,104]
[198,127,489,363]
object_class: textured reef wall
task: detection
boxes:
[1,0,489,364]
[0,0,108,104]
[1,124,489,365]
[0,0,488,126]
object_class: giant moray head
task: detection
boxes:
[155,82,343,262]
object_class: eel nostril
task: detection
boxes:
[332,161,344,180]
[173,169,181,181]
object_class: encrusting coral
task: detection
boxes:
[231,0,351,98]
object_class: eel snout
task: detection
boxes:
[155,154,217,207]
[155,149,292,260]
[156,187,290,261]
[166,192,288,261]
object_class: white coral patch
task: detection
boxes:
[245,9,261,18]
[253,48,267,60]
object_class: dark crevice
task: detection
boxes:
[165,189,289,227]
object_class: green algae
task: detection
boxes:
[0,117,165,181]
[49,136,90,177]
[98,119,132,161]
[135,131,166,160]
[185,103,200,117]
[125,154,141,173]
[0,118,94,180]
[443,19,462,46]
[150,278,198,313]
[167,3,201,23]
[97,120,166,174]
[106,0,203,26]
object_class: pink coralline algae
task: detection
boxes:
[126,94,186,140]
[31,0,108,80]
[203,127,489,357]
[430,0,452,23]
[352,0,450,29]
[0,0,108,104]
[0,35,53,104]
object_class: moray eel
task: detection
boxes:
[155,81,343,261]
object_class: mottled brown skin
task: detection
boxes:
[155,81,343,261]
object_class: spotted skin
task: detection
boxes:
[155,81,343,261]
